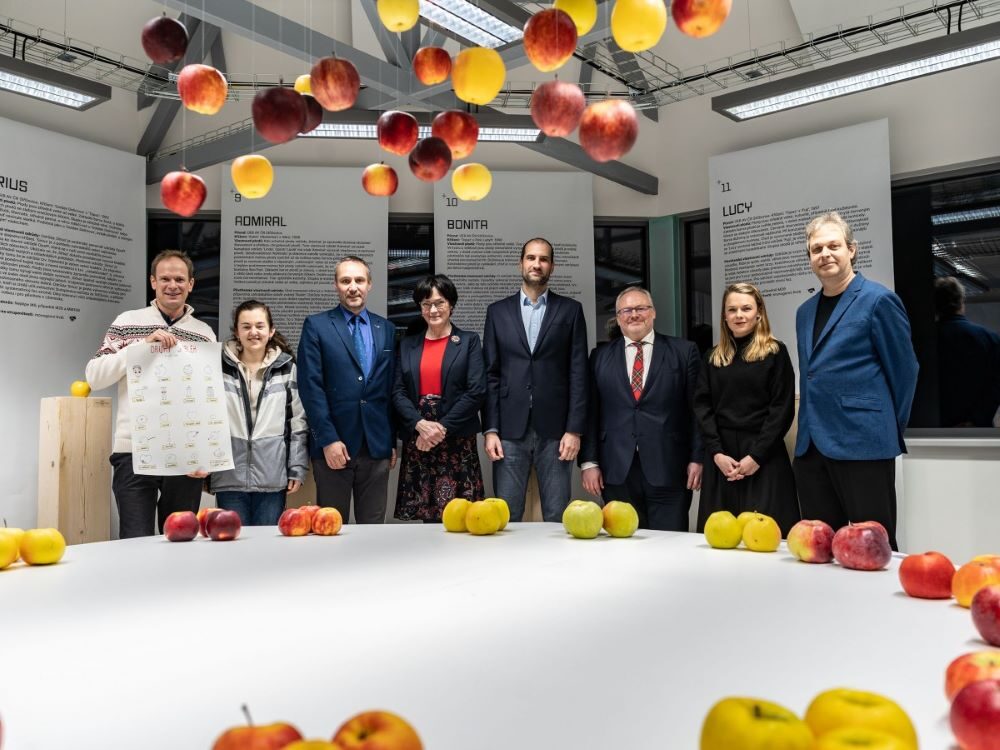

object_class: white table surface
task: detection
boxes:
[0,523,977,749]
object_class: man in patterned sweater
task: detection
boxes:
[86,250,216,538]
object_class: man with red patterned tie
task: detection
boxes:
[580,287,703,531]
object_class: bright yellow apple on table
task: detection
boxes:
[465,501,501,536]
[483,497,510,530]
[602,500,639,537]
[70,380,91,397]
[0,525,24,550]
[0,532,19,569]
[813,726,913,750]
[736,510,757,533]
[562,499,604,539]
[19,528,66,565]
[285,741,336,750]
[700,696,813,750]
[742,513,781,552]
[704,510,742,549]
[441,497,471,532]
[804,688,917,749]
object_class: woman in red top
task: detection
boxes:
[392,275,486,521]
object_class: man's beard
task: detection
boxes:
[522,270,550,288]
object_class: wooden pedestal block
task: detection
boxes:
[37,397,112,544]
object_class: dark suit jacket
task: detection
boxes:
[581,333,703,488]
[483,290,588,440]
[392,326,486,438]
[297,305,396,460]
[795,273,918,460]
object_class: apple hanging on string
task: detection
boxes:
[252,87,307,144]
[141,14,189,64]
[160,171,206,218]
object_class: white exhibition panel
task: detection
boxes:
[0,116,145,530]
[219,166,389,351]
[0,524,972,749]
[708,119,895,378]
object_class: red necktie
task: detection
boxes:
[630,341,644,401]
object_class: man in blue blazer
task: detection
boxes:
[580,287,703,531]
[794,212,918,549]
[483,238,588,522]
[298,256,397,523]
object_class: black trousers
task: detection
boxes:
[602,452,691,532]
[793,444,899,550]
[311,442,389,524]
[110,452,203,539]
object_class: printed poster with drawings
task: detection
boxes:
[125,341,233,475]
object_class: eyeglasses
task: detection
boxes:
[616,305,653,317]
[420,300,449,312]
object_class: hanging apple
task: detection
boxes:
[377,0,420,32]
[362,163,399,197]
[431,110,479,159]
[611,0,668,52]
[523,9,578,72]
[672,0,733,38]
[408,137,453,182]
[578,99,639,162]
[452,163,492,201]
[555,0,598,35]
[530,80,586,136]
[252,88,307,144]
[413,47,452,85]
[452,48,506,105]
[377,111,420,156]
[310,56,361,111]
[160,171,206,217]
[141,14,189,64]
[231,154,274,199]
[300,95,323,134]
[177,64,228,115]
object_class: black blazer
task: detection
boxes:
[483,290,588,441]
[580,333,703,488]
[392,325,486,439]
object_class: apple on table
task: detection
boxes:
[898,550,955,598]
[832,521,892,571]
[206,509,242,541]
[699,696,813,750]
[787,519,835,563]
[946,651,1000,701]
[331,710,422,750]
[972,584,1000,647]
[950,679,1000,750]
[164,510,199,542]
[278,507,312,537]
[562,499,604,539]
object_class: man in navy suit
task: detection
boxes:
[483,238,588,522]
[580,287,703,531]
[298,256,397,523]
[794,212,918,549]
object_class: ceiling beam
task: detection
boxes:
[606,42,658,123]
[520,137,658,195]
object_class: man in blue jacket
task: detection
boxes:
[794,212,918,550]
[298,256,396,523]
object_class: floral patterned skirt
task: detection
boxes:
[394,396,485,521]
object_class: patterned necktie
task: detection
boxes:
[352,315,368,377]
[630,341,644,401]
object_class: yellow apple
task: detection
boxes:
[0,532,19,569]
[704,510,742,549]
[813,726,913,750]
[700,696,813,750]
[736,510,757,534]
[465,501,501,535]
[442,497,471,532]
[602,500,639,538]
[742,513,780,552]
[285,741,336,750]
[562,499,604,539]
[0,526,25,551]
[19,528,66,565]
[70,380,91,397]
[804,689,917,749]
[331,709,422,750]
[483,497,510,530]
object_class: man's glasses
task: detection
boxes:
[616,305,653,317]
[420,300,449,312]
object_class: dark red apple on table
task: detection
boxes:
[177,63,228,115]
[671,0,733,38]
[947,652,1000,701]
[310,56,360,112]
[164,510,199,542]
[377,111,419,156]
[950,679,1000,750]
[408,137,452,182]
[252,87,307,144]
[973,585,1000,647]
[431,110,479,159]
[530,80,585,137]
[141,15,189,64]
[207,509,242,541]
[578,99,639,162]
[160,170,206,218]
[212,721,303,750]
[362,163,399,197]
[197,507,223,537]
[278,507,311,537]
[413,46,452,85]
[832,521,892,571]
[300,94,323,134]
[523,8,578,72]
[898,550,955,599]
[786,519,835,563]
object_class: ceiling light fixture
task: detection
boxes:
[418,0,522,48]
[301,123,540,142]
[712,21,1000,121]
[0,55,111,110]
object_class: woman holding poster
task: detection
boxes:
[693,283,799,535]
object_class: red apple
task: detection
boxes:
[431,110,479,159]
[955,561,1000,608]
[671,0,733,38]
[832,522,892,571]
[278,508,311,537]
[177,64,227,115]
[298,504,322,527]
[786,519,835,564]
[301,94,323,134]
[950,679,1000,750]
[578,99,638,162]
[164,510,199,542]
[898,550,956,599]
[160,170,207,218]
[310,57,360,112]
[362,163,398,197]
[523,9,578,72]
[408,137,452,182]
[947,652,1000,701]
[213,721,303,750]
[413,46,452,85]
[207,509,242,541]
[331,710,421,750]
[252,87,307,144]
[377,111,419,156]
[530,80,585,137]
[973,585,1000,647]
[141,15,189,64]
[198,507,223,537]
[312,507,343,536]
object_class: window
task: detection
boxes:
[594,222,649,343]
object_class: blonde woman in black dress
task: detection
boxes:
[693,282,799,535]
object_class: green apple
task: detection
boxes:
[562,499,604,539]
[704,510,742,549]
